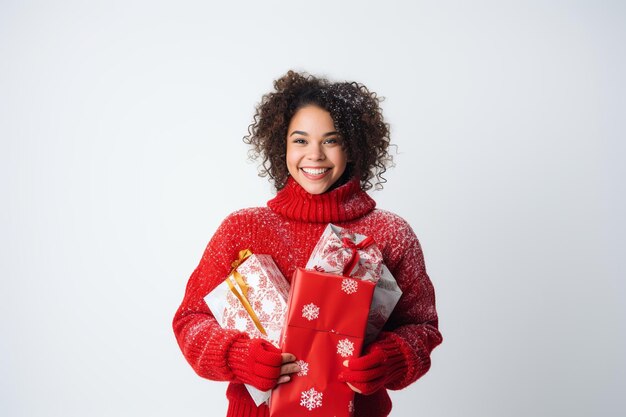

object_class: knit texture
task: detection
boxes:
[227,337,284,391]
[338,332,409,395]
[173,176,442,417]
[267,177,376,223]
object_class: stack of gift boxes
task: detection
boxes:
[205,224,402,416]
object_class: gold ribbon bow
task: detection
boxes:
[225,249,267,336]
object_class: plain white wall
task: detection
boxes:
[1,1,624,416]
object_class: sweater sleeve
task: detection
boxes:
[372,219,443,390]
[172,212,283,389]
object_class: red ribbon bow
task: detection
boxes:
[341,236,375,277]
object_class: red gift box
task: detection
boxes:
[269,268,376,416]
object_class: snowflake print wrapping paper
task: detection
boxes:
[305,223,384,282]
[270,268,376,417]
[301,303,320,321]
[204,253,290,407]
[300,387,323,411]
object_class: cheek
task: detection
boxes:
[285,147,301,171]
[333,148,348,168]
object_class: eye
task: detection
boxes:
[292,138,307,144]
[323,137,340,145]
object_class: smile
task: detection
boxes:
[301,167,331,175]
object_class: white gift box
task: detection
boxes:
[205,252,290,406]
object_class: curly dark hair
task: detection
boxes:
[243,70,393,191]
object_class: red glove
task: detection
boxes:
[338,336,405,395]
[227,337,284,391]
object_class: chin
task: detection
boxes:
[302,184,331,195]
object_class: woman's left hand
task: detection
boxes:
[338,347,388,395]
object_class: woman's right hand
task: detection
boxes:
[227,337,299,390]
[276,352,300,384]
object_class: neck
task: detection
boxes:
[267,177,376,223]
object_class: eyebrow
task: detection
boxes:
[289,130,339,137]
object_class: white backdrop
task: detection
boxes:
[1,1,624,416]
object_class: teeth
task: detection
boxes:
[302,168,330,175]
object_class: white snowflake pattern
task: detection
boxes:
[300,387,323,411]
[296,359,309,376]
[337,338,355,358]
[341,278,358,295]
[349,400,355,413]
[302,303,320,321]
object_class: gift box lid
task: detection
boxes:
[286,268,376,338]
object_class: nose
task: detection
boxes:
[306,143,325,161]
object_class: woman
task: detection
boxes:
[173,70,442,417]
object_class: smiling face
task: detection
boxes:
[286,105,348,195]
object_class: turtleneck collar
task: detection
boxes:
[267,176,376,223]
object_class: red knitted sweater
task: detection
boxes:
[173,177,442,417]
